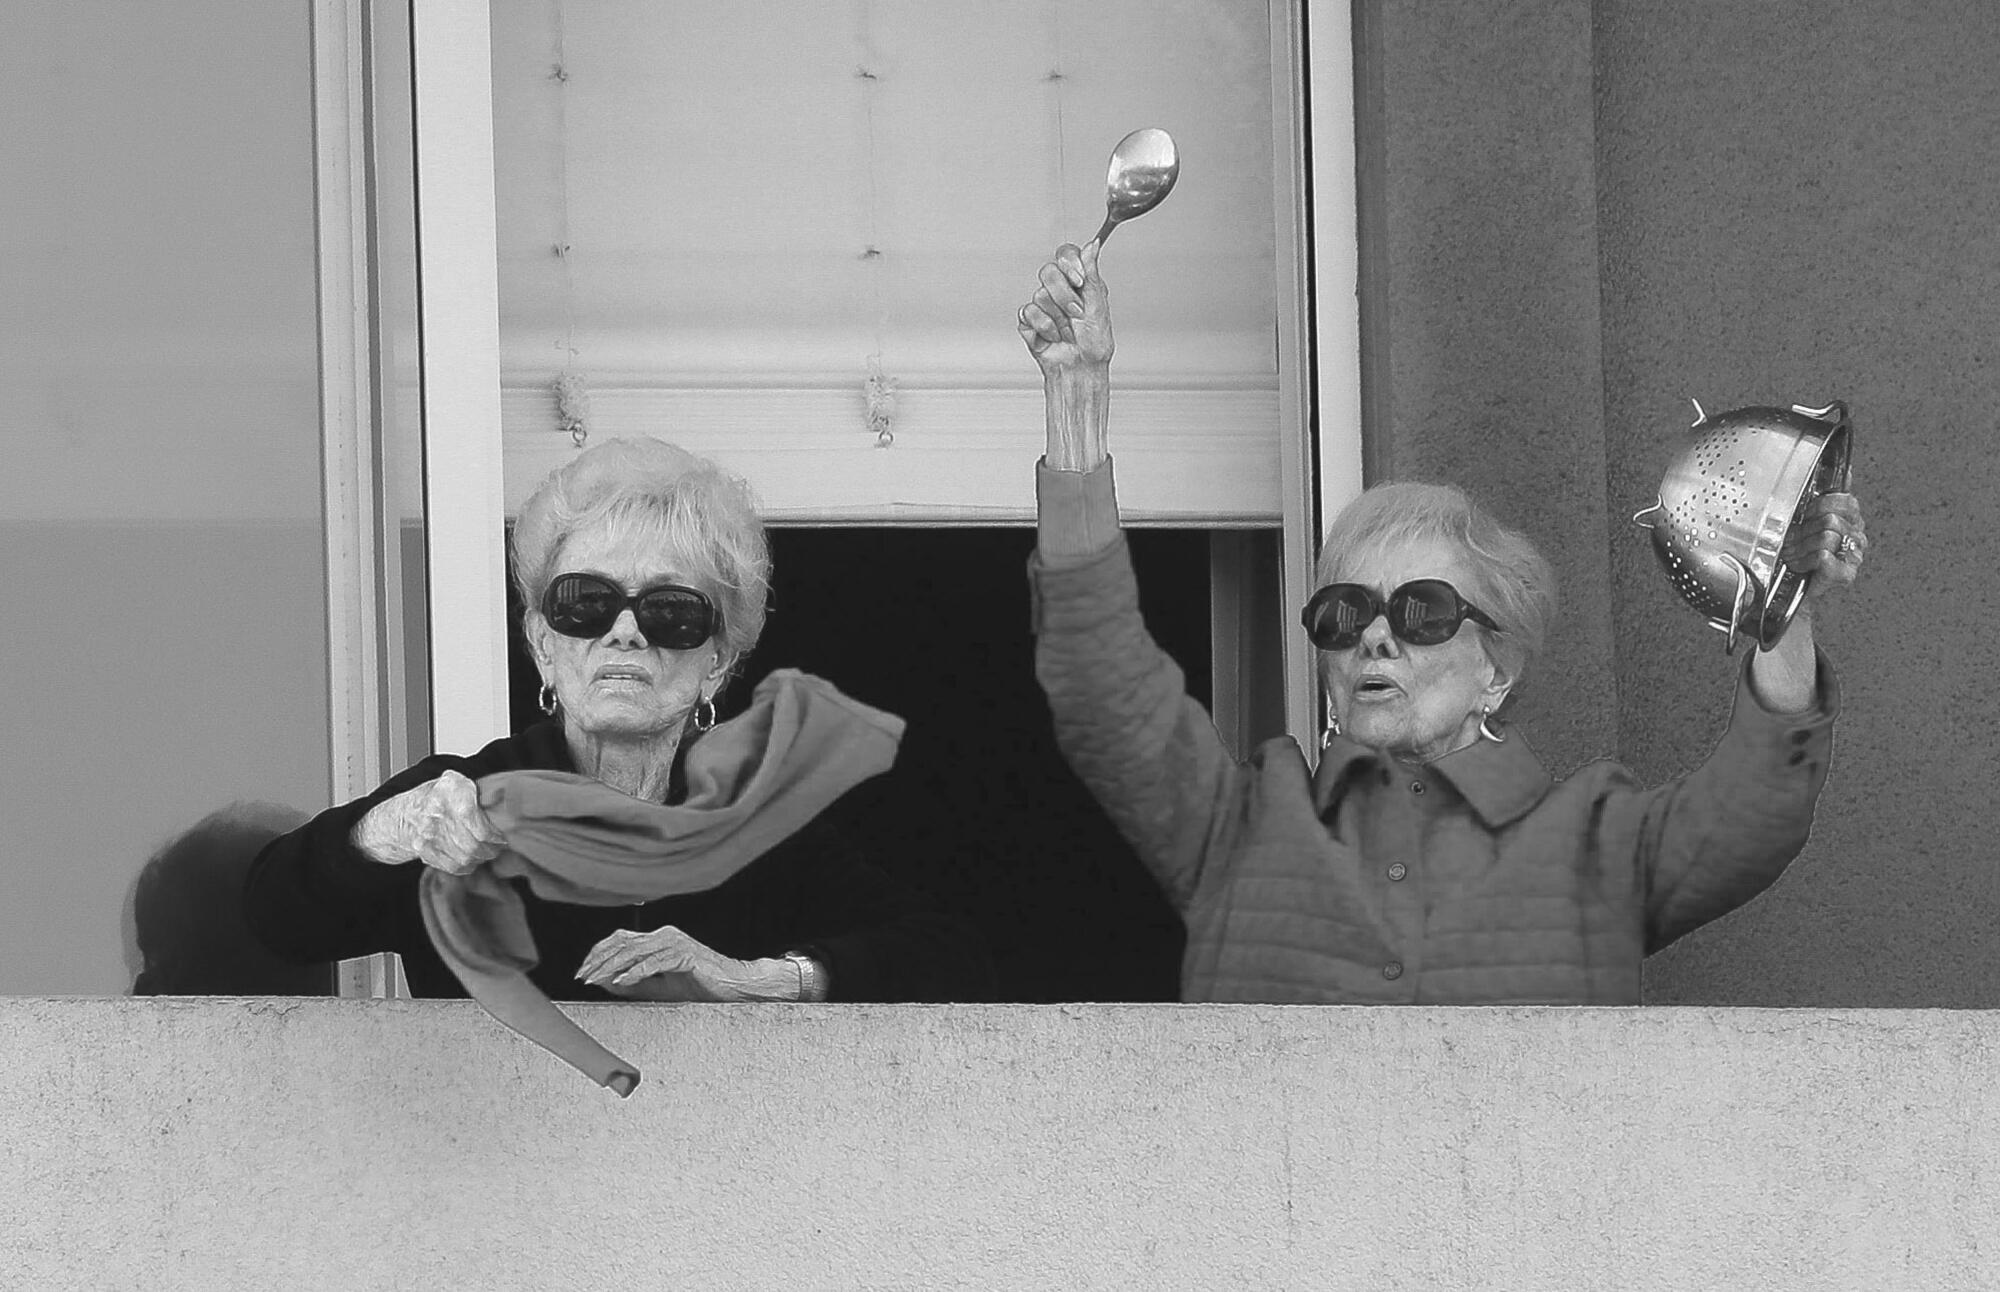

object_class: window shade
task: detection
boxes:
[491,0,1282,523]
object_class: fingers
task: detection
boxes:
[1019,249,1087,339]
[439,771,505,845]
[1020,243,1113,367]
[1023,261,1081,351]
[1783,497,1868,562]
[1785,542,1860,591]
[1784,528,1869,560]
[607,947,694,987]
[1038,260,1083,315]
[575,928,638,982]
[1785,545,1855,585]
[1807,491,1864,525]
[411,770,504,876]
[1052,243,1088,290]
[1782,494,1869,600]
[1017,300,1066,349]
[576,926,696,986]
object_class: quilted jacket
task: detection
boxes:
[1030,460,1837,1004]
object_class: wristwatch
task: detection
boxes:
[783,952,830,1003]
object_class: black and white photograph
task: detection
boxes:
[2,1,1994,1287]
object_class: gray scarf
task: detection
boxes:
[419,669,904,1096]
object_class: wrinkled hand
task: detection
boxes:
[1017,241,1113,376]
[575,925,758,1002]
[354,769,504,874]
[1782,491,1868,605]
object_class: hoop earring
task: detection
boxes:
[1321,691,1341,750]
[538,683,558,717]
[692,697,717,733]
[1478,705,1506,744]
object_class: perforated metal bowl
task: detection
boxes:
[1633,400,1852,653]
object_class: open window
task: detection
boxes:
[352,0,1361,998]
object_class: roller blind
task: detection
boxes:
[490,0,1284,523]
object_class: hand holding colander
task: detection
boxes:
[1633,400,1854,654]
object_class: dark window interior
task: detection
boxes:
[506,527,1216,1002]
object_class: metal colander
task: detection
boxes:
[1633,400,1853,653]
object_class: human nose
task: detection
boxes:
[604,606,647,647]
[1357,613,1400,657]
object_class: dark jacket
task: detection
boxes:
[244,720,992,1002]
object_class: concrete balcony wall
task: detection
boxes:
[2,1000,1995,1289]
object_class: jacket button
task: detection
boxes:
[1383,961,1403,980]
[1387,863,1407,881]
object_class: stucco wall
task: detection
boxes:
[1595,0,2000,1007]
[1356,0,1621,775]
[2,999,1996,1289]
[1364,0,2000,1004]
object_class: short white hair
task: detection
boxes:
[1313,480,1557,689]
[511,437,770,664]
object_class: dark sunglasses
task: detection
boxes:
[1300,579,1500,651]
[540,572,721,650]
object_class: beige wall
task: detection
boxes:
[2,999,1996,1288]
[1361,0,2000,1005]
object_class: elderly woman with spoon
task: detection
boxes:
[1019,241,1867,1002]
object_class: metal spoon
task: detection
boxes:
[1087,128,1180,251]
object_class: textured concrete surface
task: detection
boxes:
[1368,0,2000,1004]
[1361,0,1621,775]
[2,999,1997,1289]
[1595,0,2000,1007]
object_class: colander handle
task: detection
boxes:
[1792,400,1854,491]
[1717,552,1756,656]
[1632,499,1665,531]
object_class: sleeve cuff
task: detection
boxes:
[1736,645,1841,727]
[1035,455,1123,565]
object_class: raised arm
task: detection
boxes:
[1633,488,1867,946]
[1626,649,1839,950]
[1020,243,1251,911]
[1018,241,1113,472]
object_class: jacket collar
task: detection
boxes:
[1314,729,1555,829]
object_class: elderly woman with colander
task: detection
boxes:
[247,438,987,1086]
[1018,241,1866,1004]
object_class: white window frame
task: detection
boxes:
[314,0,406,997]
[379,0,1361,761]
[314,0,382,803]
[1282,0,1365,747]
